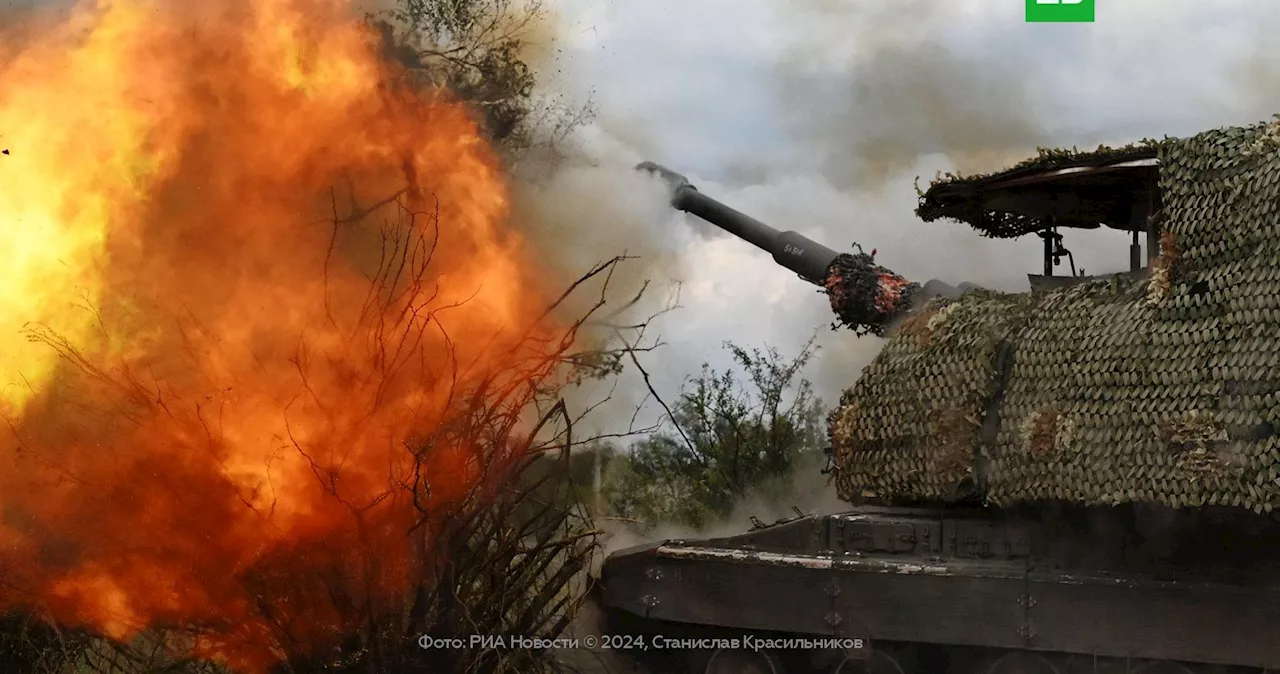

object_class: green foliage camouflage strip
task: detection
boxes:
[830,118,1280,513]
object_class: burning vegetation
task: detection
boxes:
[0,0,617,672]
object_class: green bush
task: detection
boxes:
[605,338,826,529]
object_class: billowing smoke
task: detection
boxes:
[509,126,685,308]
[507,126,693,434]
[774,0,1052,190]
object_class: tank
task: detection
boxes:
[600,123,1280,674]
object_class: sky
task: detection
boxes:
[521,0,1280,423]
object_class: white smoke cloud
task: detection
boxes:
[541,0,1280,411]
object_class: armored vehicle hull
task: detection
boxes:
[603,504,1280,673]
[606,122,1280,672]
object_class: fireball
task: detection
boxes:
[0,0,554,670]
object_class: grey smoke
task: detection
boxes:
[773,0,1052,191]
[512,0,1280,504]
[504,123,697,437]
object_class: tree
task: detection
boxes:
[370,0,588,153]
[606,337,827,529]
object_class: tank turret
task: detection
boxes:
[602,126,1280,674]
[637,161,959,336]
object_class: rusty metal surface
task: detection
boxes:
[654,546,835,569]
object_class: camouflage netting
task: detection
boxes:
[832,118,1280,513]
[824,246,921,337]
[829,290,1041,502]
[915,141,1160,239]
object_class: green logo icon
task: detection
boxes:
[1026,0,1094,22]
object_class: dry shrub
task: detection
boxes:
[891,302,945,346]
[0,199,646,674]
[1174,447,1233,483]
[1242,115,1280,156]
[0,0,632,669]
[4,443,604,673]
[1020,408,1060,456]
[930,408,978,478]
[1148,231,1181,302]
[1159,410,1227,450]
[0,610,95,674]
[1160,410,1234,483]
[826,401,860,449]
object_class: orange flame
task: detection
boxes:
[0,0,557,670]
[874,273,912,314]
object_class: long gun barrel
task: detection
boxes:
[636,161,839,285]
[638,161,938,337]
